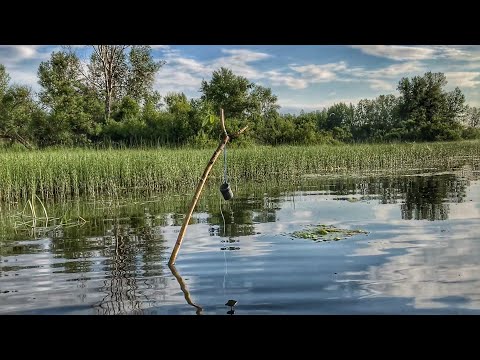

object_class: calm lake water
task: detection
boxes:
[1,166,480,314]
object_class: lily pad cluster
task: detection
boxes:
[291,224,368,242]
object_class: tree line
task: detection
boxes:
[1,45,479,149]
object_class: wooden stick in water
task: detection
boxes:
[168,109,247,265]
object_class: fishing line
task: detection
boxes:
[223,144,228,184]
[220,197,228,296]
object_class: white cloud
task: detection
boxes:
[7,69,38,87]
[2,45,480,110]
[368,61,423,77]
[220,48,270,62]
[154,48,273,95]
[466,91,480,107]
[432,45,480,62]
[155,68,204,93]
[351,45,437,61]
[172,57,207,74]
[0,45,52,66]
[265,60,423,92]
[0,45,58,89]
[445,72,480,88]
[369,79,395,91]
[212,49,270,80]
[264,70,309,89]
[351,219,480,310]
[352,45,480,64]
[290,62,347,82]
[342,61,423,91]
[345,61,423,78]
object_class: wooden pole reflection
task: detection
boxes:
[168,263,203,315]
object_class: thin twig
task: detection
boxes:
[220,108,228,137]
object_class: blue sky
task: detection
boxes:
[1,45,479,114]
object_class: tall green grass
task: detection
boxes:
[1,141,479,202]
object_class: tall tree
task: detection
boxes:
[353,95,399,141]
[38,51,103,145]
[249,85,280,119]
[0,65,38,149]
[200,67,253,119]
[77,45,164,121]
[397,72,466,141]
[126,46,163,102]
[0,64,9,97]
[200,67,280,137]
[464,106,480,128]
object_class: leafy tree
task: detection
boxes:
[397,72,466,141]
[164,92,191,115]
[126,46,164,102]
[163,92,193,143]
[353,95,399,141]
[113,96,141,122]
[324,103,354,141]
[200,67,253,119]
[249,84,280,119]
[0,65,40,149]
[0,64,8,97]
[81,45,164,121]
[464,106,480,128]
[325,103,354,130]
[37,51,103,146]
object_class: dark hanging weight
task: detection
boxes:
[220,182,233,201]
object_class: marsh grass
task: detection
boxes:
[0,141,479,202]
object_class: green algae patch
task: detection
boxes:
[291,224,368,242]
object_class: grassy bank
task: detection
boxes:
[1,141,479,202]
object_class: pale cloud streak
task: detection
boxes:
[154,48,271,94]
[2,45,480,113]
[445,72,480,88]
[260,61,351,91]
[0,45,53,66]
[290,61,347,82]
[0,45,58,88]
[351,45,437,61]
[368,79,395,91]
[277,60,423,92]
[350,61,424,78]
[264,70,309,90]
[351,45,480,63]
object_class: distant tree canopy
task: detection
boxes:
[0,53,479,149]
[86,45,164,121]
[0,64,40,149]
[200,67,280,124]
[396,72,466,141]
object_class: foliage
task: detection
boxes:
[0,65,39,149]
[1,52,478,147]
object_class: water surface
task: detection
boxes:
[1,166,480,314]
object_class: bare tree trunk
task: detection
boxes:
[92,45,123,122]
[105,93,112,122]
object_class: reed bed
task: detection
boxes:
[1,141,479,202]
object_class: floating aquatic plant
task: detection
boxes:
[291,224,368,242]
